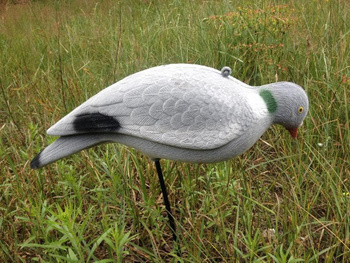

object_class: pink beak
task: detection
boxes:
[287,127,298,139]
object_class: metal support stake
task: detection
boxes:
[154,160,181,256]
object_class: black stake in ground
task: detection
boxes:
[154,160,181,256]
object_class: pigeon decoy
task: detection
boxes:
[31,64,309,254]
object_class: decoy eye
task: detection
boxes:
[297,106,304,114]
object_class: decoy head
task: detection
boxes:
[259,82,309,138]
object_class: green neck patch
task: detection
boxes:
[259,90,277,113]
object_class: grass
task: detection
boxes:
[0,0,349,261]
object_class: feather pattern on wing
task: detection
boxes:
[47,64,265,150]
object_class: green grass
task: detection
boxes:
[1,0,349,261]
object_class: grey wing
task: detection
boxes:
[47,66,256,150]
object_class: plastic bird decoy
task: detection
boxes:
[31,64,309,253]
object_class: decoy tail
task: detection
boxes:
[30,134,109,169]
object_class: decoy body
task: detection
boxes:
[31,64,309,169]
[31,64,309,253]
